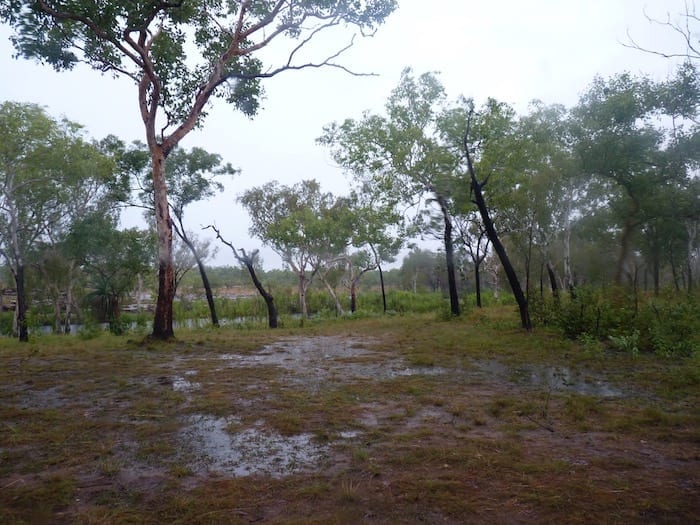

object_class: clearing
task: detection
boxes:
[1,311,698,523]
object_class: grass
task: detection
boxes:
[0,307,698,524]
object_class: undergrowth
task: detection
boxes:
[531,287,699,356]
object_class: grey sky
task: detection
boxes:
[0,0,691,269]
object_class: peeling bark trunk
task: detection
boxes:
[320,275,344,316]
[63,262,76,334]
[151,148,175,339]
[108,294,122,334]
[350,279,357,313]
[615,201,641,285]
[298,273,309,319]
[615,221,634,285]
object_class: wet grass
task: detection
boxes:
[0,307,698,523]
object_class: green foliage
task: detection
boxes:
[539,287,700,356]
[646,298,700,357]
[170,288,457,322]
[577,332,605,357]
[608,330,640,356]
[2,1,397,130]
[0,312,13,336]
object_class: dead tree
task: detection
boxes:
[206,226,278,329]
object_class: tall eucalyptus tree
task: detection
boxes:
[0,102,116,341]
[1,0,396,338]
[129,143,236,327]
[571,64,699,289]
[321,69,463,316]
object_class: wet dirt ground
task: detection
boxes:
[1,328,698,523]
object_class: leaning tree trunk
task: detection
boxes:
[464,128,531,331]
[320,275,344,316]
[471,177,531,330]
[175,226,219,327]
[378,263,388,313]
[196,258,219,326]
[14,264,28,342]
[243,259,278,328]
[151,148,175,339]
[436,194,460,317]
[370,245,388,314]
[474,261,482,308]
[206,226,278,328]
[546,260,560,302]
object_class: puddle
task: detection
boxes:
[512,366,623,397]
[389,366,449,377]
[172,376,200,393]
[220,336,447,386]
[473,360,623,397]
[180,415,329,477]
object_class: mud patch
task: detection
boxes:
[180,415,330,478]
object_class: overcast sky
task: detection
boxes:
[0,0,692,269]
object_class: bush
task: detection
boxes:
[548,287,699,356]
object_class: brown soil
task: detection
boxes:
[1,326,698,524]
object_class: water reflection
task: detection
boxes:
[180,415,329,478]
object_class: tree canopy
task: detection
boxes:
[1,0,397,338]
[0,101,118,340]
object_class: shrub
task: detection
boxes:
[550,287,699,357]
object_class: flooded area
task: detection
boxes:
[3,322,696,524]
[180,415,331,477]
[220,335,448,387]
[471,359,624,397]
[172,336,628,478]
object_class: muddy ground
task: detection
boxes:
[1,315,698,523]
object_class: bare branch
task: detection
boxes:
[204,224,248,264]
[623,2,699,61]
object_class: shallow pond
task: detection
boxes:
[180,415,330,477]
[473,360,624,397]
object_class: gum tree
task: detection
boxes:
[462,104,532,331]
[129,143,236,327]
[239,179,351,319]
[571,65,699,287]
[437,98,532,330]
[0,102,116,341]
[1,0,396,338]
[321,69,463,316]
[66,213,153,334]
[345,183,404,313]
